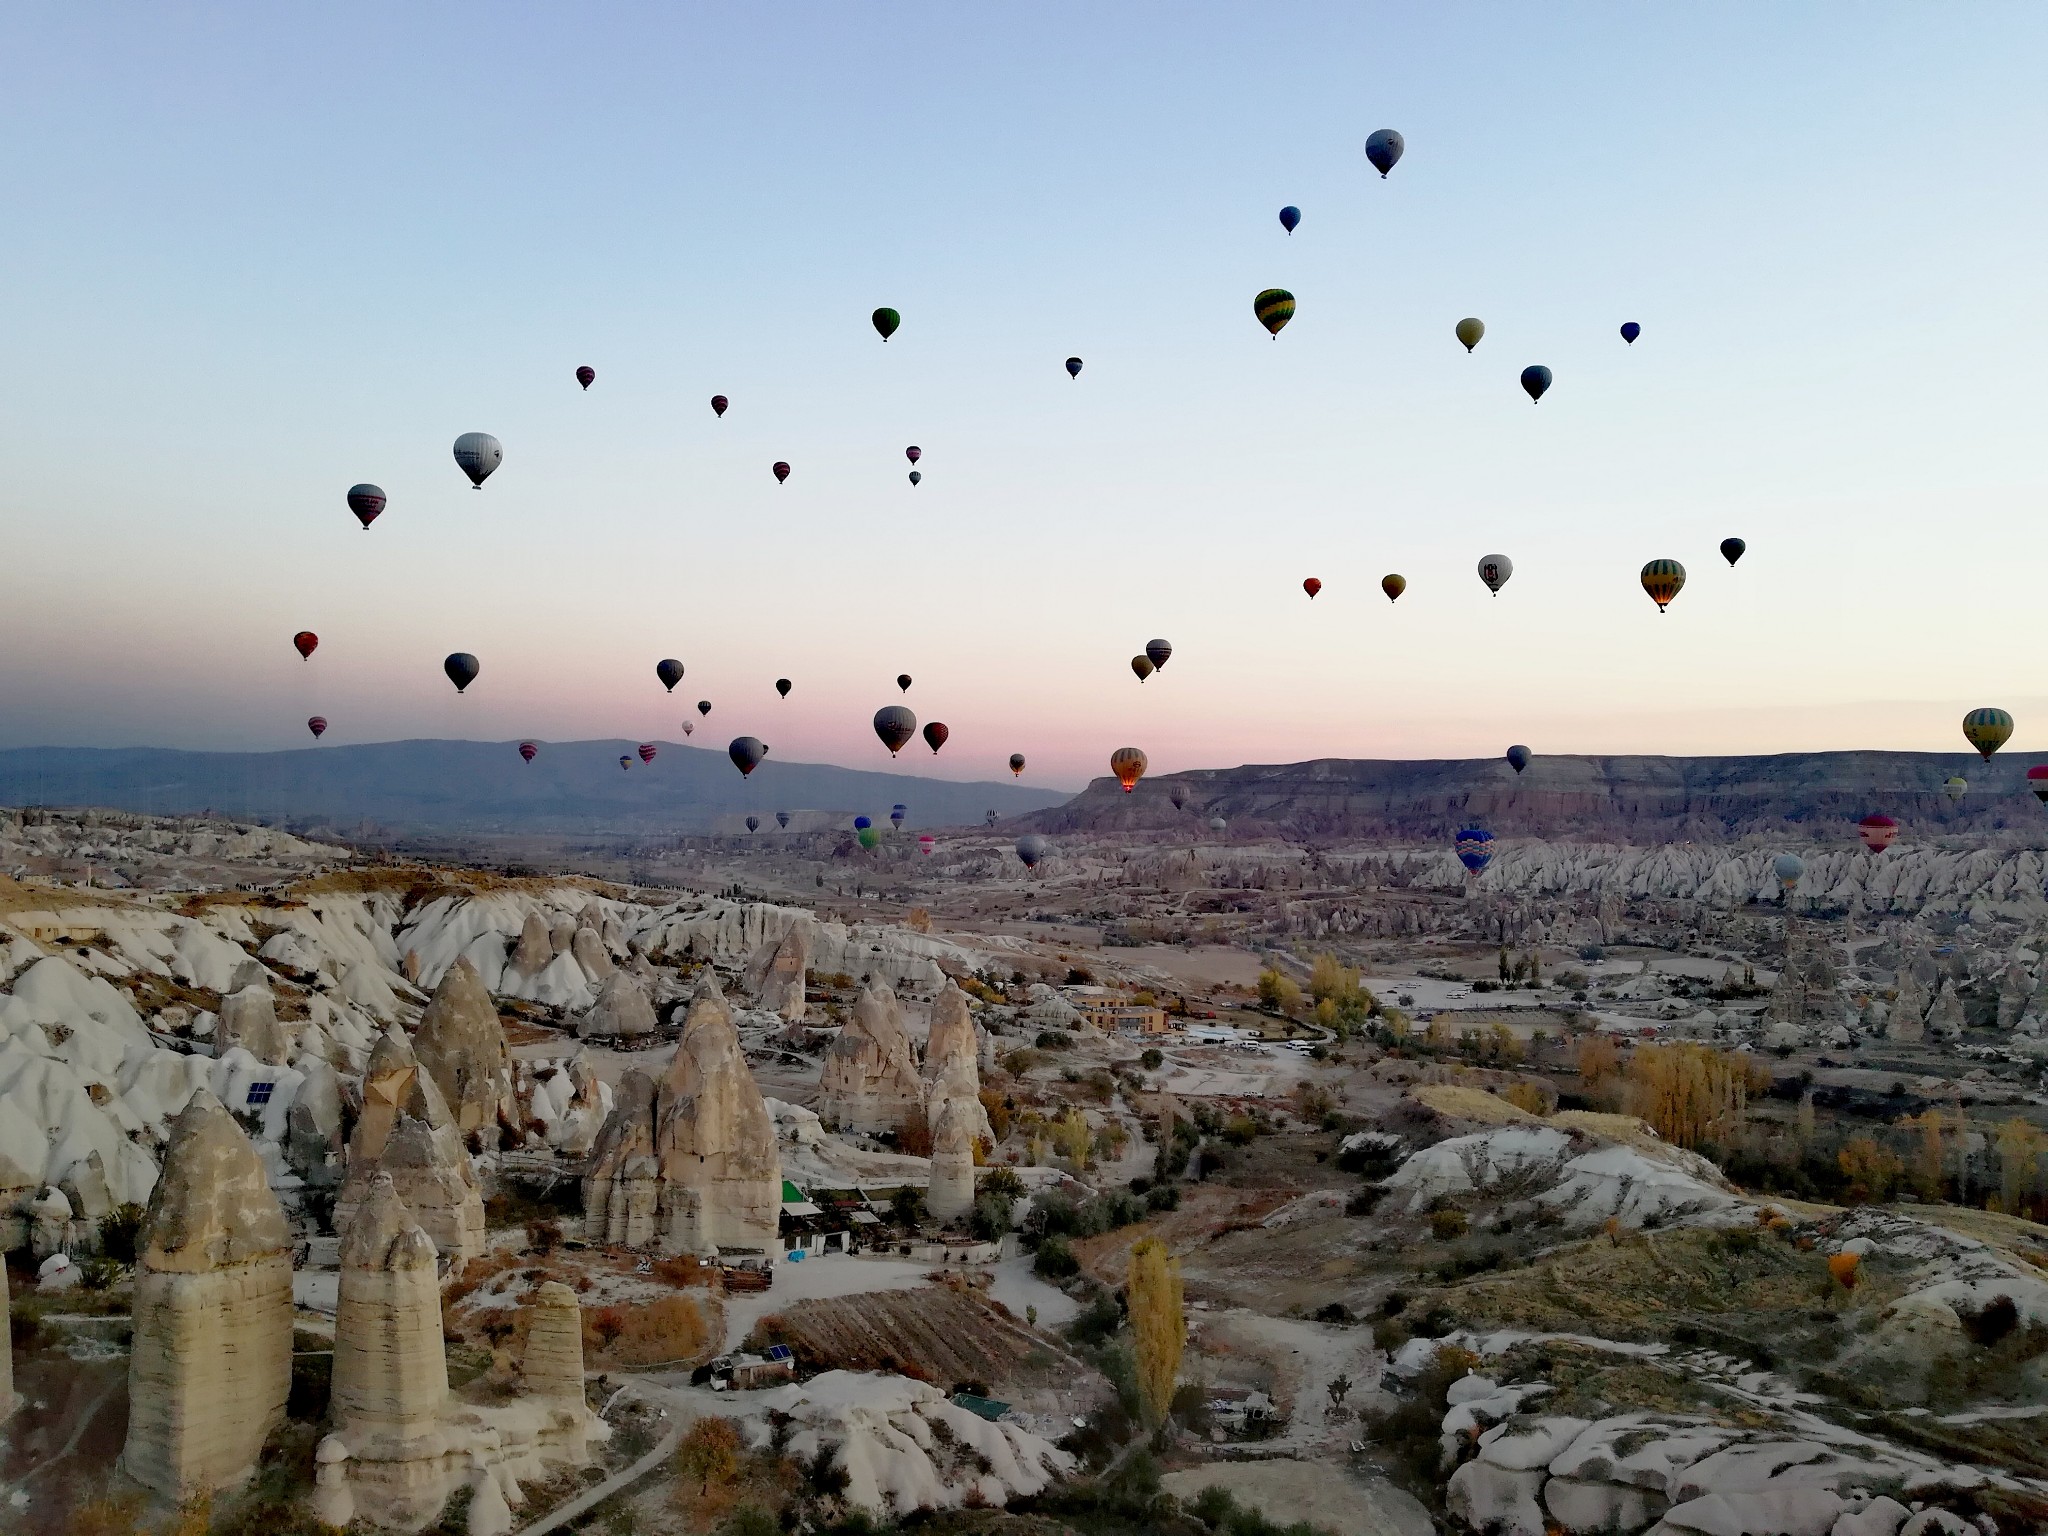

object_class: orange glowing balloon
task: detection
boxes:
[1110,746,1149,794]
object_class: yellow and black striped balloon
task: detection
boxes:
[1962,707,2014,760]
[1254,288,1295,337]
[1640,558,1686,611]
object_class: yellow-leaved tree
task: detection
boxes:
[1127,1236,1185,1426]
[1623,1043,1763,1150]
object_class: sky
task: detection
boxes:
[0,5,2044,790]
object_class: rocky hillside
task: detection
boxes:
[1025,751,2048,844]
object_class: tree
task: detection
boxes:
[1126,1236,1185,1426]
[1902,1110,1948,1201]
[1624,1043,1757,1151]
[1257,967,1302,1016]
[1050,1107,1094,1168]
[1576,1033,1621,1086]
[677,1416,742,1497]
[1837,1136,1902,1203]
[1327,1372,1353,1409]
[1995,1117,2046,1217]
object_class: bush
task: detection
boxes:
[1428,1208,1469,1240]
[1068,1289,1123,1347]
[1146,1183,1181,1212]
[1034,1235,1079,1279]
[1140,1048,1164,1070]
[76,1255,121,1292]
[1036,1030,1074,1050]
[98,1203,146,1266]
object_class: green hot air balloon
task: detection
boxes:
[858,824,882,850]
[872,307,900,341]
[1456,318,1485,353]
[1254,289,1295,338]
[1963,708,2014,761]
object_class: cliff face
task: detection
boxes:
[1024,751,2048,843]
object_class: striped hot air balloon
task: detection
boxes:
[1454,827,1495,873]
[1254,288,1295,337]
[2027,766,2048,803]
[1111,747,1148,793]
[1858,813,1898,852]
[1640,559,1686,612]
[1963,708,2014,761]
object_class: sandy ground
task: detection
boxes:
[717,1252,1079,1352]
[1160,1461,1432,1536]
[1115,944,1268,990]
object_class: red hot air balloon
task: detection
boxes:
[307,716,327,739]
[1303,577,1322,599]
[638,743,658,763]
[923,721,949,754]
[293,631,319,659]
[905,446,921,464]
[576,366,595,390]
[711,395,728,417]
[1858,814,1899,852]
[518,741,538,762]
[772,461,791,484]
[919,834,935,856]
[2028,765,2048,803]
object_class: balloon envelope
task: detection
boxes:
[1111,747,1148,793]
[874,705,916,755]
[908,471,920,486]
[923,721,949,754]
[891,804,906,826]
[620,755,632,770]
[776,678,791,698]
[711,395,728,417]
[576,365,595,389]
[772,461,790,484]
[1721,537,1746,566]
[1641,559,1686,612]
[897,674,912,692]
[1477,555,1513,595]
[1364,127,1405,176]
[1943,775,1966,803]
[1279,205,1300,233]
[905,446,921,464]
[1456,318,1484,353]
[746,815,759,832]
[1208,815,1227,832]
[697,700,712,716]
[1520,366,1552,403]
[854,816,872,830]
[518,741,538,762]
[452,432,503,488]
[1170,785,1189,810]
[1454,827,1494,873]
[872,307,900,341]
[638,743,657,763]
[1254,288,1296,337]
[1858,814,1899,852]
[443,653,480,693]
[1774,853,1805,889]
[1145,638,1173,669]
[1016,834,1047,868]
[656,659,684,692]
[1620,322,1641,344]
[728,737,767,776]
[919,834,934,855]
[776,812,790,828]
[682,721,694,736]
[1065,357,1083,379]
[1506,745,1531,775]
[347,483,386,529]
[1963,707,2014,760]
[1009,753,1026,777]
[1382,574,1406,602]
[307,716,327,739]
[2029,765,2048,803]
[1302,577,1321,599]
[1131,655,1154,681]
[293,631,318,660]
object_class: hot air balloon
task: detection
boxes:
[872,307,900,341]
[874,705,916,755]
[1943,775,1966,803]
[1170,784,1189,810]
[452,432,503,488]
[518,741,538,762]
[919,834,934,855]
[638,743,657,764]
[776,678,791,699]
[891,804,907,829]
[853,816,873,835]
[1145,639,1173,670]
[1774,853,1805,891]
[1620,322,1641,344]
[897,674,912,692]
[1208,816,1227,833]
[1009,753,1026,777]
[1456,318,1484,353]
[1382,574,1406,602]
[2029,766,2048,804]
[444,653,480,693]
[1016,834,1046,869]
[728,737,767,776]
[908,471,921,486]
[1303,577,1322,599]
[711,395,728,417]
[905,446,921,465]
[776,811,790,828]
[347,484,386,530]
[576,365,595,390]
[1111,747,1148,793]
[697,700,712,717]
[1963,708,2014,761]
[772,461,790,485]
[1721,538,1746,566]
[1364,128,1404,177]
[1454,827,1495,873]
[1519,366,1551,403]
[1254,288,1295,337]
[1477,555,1513,595]
[1279,205,1300,234]
[307,716,327,739]
[293,631,318,660]
[619,755,632,771]
[1131,655,1155,682]
[1066,357,1083,379]
[1506,745,1531,775]
[923,722,949,754]
[1641,559,1686,612]
[1858,813,1899,852]
[656,659,684,692]
[681,720,694,736]
[858,826,881,850]
[746,815,760,832]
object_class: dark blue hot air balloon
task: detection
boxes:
[1505,745,1531,775]
[1278,205,1300,234]
[1455,827,1495,874]
[1620,322,1641,344]
[853,816,872,830]
[1520,365,1552,403]
[890,804,907,829]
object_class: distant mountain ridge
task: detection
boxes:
[0,740,1066,836]
[1024,751,2048,843]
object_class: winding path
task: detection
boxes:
[511,1403,682,1536]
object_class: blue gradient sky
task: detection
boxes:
[1,5,2043,789]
